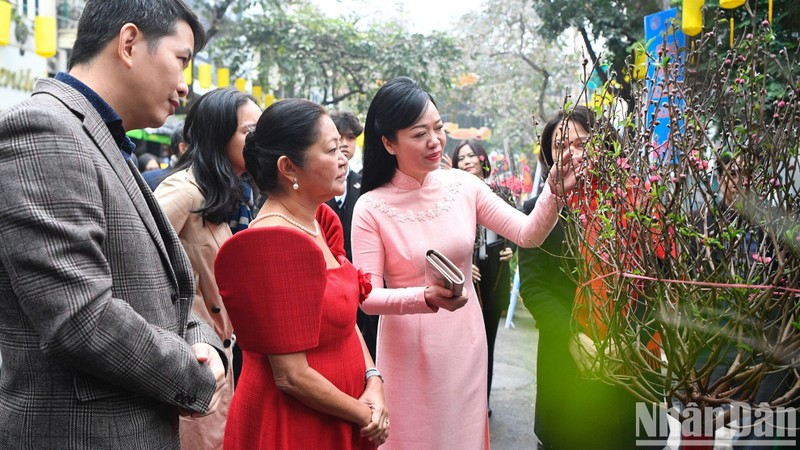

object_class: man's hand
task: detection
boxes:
[189,343,226,418]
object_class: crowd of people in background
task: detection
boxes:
[1,0,792,449]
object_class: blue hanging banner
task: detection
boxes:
[644,8,686,162]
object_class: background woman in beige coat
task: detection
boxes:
[155,88,261,449]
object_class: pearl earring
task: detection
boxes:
[292,178,299,190]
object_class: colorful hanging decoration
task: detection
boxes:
[183,60,193,86]
[34,15,56,58]
[0,1,11,47]
[198,63,212,89]
[769,0,773,23]
[235,78,246,92]
[252,86,262,106]
[633,47,647,80]
[682,0,704,37]
[719,0,745,8]
[730,16,735,47]
[217,68,230,88]
[263,94,275,108]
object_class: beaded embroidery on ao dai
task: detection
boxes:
[351,168,560,450]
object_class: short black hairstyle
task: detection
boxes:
[331,111,363,137]
[69,0,206,70]
[244,99,329,195]
[361,76,436,194]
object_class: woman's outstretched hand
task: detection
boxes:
[547,148,584,198]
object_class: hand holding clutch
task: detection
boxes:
[425,250,465,297]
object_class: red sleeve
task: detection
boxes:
[316,203,345,259]
[215,227,326,354]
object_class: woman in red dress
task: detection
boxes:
[215,99,389,449]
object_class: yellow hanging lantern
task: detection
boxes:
[720,0,745,8]
[34,16,57,58]
[356,132,364,149]
[730,17,735,47]
[263,94,275,108]
[769,0,773,23]
[0,1,11,47]
[183,60,193,86]
[633,47,647,80]
[198,63,212,89]
[682,0,704,37]
[252,86,262,106]
[217,68,230,88]
[235,78,246,92]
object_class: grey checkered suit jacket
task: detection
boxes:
[0,78,224,449]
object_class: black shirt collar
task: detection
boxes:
[54,72,137,159]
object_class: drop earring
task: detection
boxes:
[292,178,299,190]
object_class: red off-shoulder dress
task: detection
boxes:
[215,205,374,450]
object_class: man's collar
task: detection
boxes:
[55,73,137,158]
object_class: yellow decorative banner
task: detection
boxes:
[198,63,212,89]
[633,47,647,80]
[0,2,11,47]
[720,0,744,8]
[217,68,230,88]
[252,86,262,105]
[183,60,193,86]
[235,78,246,92]
[34,16,57,58]
[681,0,704,37]
[263,93,275,108]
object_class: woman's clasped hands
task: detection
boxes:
[359,379,390,446]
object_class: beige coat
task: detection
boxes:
[155,168,234,450]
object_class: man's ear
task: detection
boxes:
[118,23,142,69]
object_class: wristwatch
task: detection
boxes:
[365,367,384,383]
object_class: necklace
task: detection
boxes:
[250,212,320,237]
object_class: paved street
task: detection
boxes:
[489,305,683,450]
[489,304,540,449]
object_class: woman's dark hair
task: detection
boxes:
[172,88,257,224]
[244,98,328,195]
[361,76,436,194]
[69,0,206,70]
[137,153,159,172]
[451,139,491,179]
[539,105,597,168]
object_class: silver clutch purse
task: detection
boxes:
[425,249,465,297]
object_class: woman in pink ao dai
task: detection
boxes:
[352,77,580,449]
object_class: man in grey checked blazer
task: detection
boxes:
[0,1,227,448]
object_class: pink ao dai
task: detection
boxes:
[351,168,559,449]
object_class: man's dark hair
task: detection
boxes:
[331,111,363,137]
[69,0,206,70]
